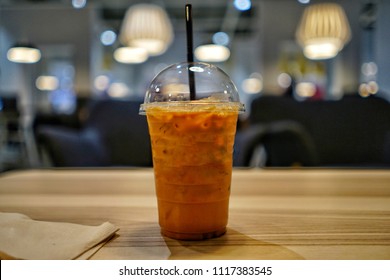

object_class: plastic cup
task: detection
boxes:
[140,62,245,240]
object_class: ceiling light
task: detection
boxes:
[113,47,148,64]
[242,77,263,94]
[296,3,351,60]
[108,83,132,98]
[35,76,59,91]
[119,4,174,56]
[194,44,230,62]
[296,82,316,97]
[7,43,41,64]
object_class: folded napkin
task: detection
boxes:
[0,212,119,260]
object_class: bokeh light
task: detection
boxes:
[100,30,117,46]
[234,0,251,11]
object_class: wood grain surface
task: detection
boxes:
[1,168,389,260]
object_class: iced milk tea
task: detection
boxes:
[145,102,239,240]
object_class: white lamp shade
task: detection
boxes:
[114,47,149,64]
[296,3,351,60]
[194,44,231,62]
[120,4,174,56]
[7,45,41,63]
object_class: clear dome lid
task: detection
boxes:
[140,62,245,114]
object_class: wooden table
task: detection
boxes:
[1,168,389,260]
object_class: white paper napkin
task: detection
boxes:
[0,212,118,260]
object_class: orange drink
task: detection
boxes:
[140,62,244,240]
[145,103,240,240]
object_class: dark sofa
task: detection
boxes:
[241,95,390,167]
[36,99,153,167]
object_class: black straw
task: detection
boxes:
[185,4,196,100]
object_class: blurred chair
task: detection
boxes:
[0,96,27,170]
[36,99,152,167]
[249,95,390,167]
[234,121,318,167]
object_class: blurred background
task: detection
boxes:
[1,0,389,171]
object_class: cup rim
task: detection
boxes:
[139,100,245,115]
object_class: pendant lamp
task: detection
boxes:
[119,4,174,56]
[296,3,351,60]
